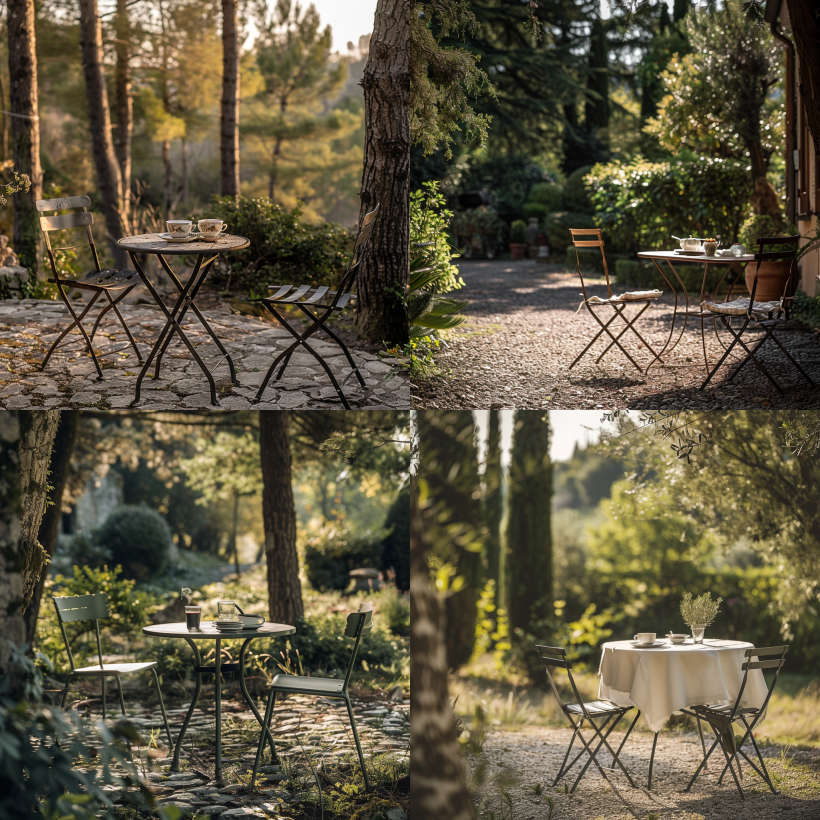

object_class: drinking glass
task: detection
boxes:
[185,606,201,631]
[691,625,706,643]
[217,600,238,621]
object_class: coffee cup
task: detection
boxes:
[239,614,265,626]
[197,219,224,240]
[167,220,193,236]
[633,632,656,645]
[667,633,688,644]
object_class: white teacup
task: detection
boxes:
[634,632,656,645]
[238,614,265,626]
[198,219,224,240]
[166,220,193,236]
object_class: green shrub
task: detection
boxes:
[738,214,799,251]
[528,181,564,211]
[95,505,173,580]
[449,208,503,245]
[463,154,550,222]
[586,156,752,256]
[206,196,354,295]
[544,212,595,254]
[509,220,526,244]
[138,637,195,688]
[565,245,610,274]
[374,585,410,637]
[381,489,410,591]
[521,202,549,222]
[563,165,594,213]
[304,533,385,592]
[792,291,820,328]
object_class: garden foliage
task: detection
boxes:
[585,156,752,255]
[95,505,174,580]
[304,532,386,592]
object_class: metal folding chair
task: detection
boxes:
[700,236,813,394]
[251,603,374,792]
[569,228,668,374]
[53,594,172,749]
[36,196,143,380]
[537,644,638,793]
[248,205,379,409]
[680,645,788,799]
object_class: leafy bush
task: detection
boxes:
[381,489,410,591]
[304,533,385,592]
[449,208,503,243]
[206,196,354,294]
[522,182,564,221]
[586,156,752,255]
[95,505,173,580]
[373,585,410,637]
[738,214,798,251]
[544,212,595,254]
[137,638,195,688]
[509,220,526,244]
[463,154,550,223]
[562,165,594,214]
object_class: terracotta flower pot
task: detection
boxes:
[509,243,526,260]
[745,260,794,302]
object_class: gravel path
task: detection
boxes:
[471,725,820,819]
[412,259,820,410]
[0,298,410,410]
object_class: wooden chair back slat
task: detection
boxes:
[572,240,605,248]
[39,212,93,232]
[36,195,92,212]
[342,603,374,690]
[535,644,567,656]
[569,227,611,299]
[53,593,109,622]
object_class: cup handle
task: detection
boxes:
[633,634,638,641]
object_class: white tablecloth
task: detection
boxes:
[598,639,768,733]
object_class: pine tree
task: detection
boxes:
[506,411,552,639]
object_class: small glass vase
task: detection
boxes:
[690,625,706,643]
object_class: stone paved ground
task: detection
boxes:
[0,299,410,410]
[412,259,820,410]
[67,689,409,818]
[471,725,820,820]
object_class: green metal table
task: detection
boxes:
[142,620,296,783]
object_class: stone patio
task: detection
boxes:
[0,299,411,410]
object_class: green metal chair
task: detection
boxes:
[251,603,374,792]
[53,594,173,749]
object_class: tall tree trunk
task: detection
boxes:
[181,137,189,202]
[0,411,59,689]
[162,139,173,216]
[506,412,552,637]
[259,412,303,624]
[483,409,503,598]
[114,0,132,231]
[356,0,410,345]
[787,0,820,152]
[231,488,240,579]
[0,74,9,161]
[269,138,281,202]
[419,410,483,671]
[220,0,240,198]
[78,0,127,268]
[25,410,80,647]
[7,0,42,277]
[410,482,476,820]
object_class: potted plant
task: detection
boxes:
[509,219,527,260]
[739,215,809,302]
[679,591,722,643]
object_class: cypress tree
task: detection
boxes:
[483,410,503,594]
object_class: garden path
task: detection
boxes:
[412,259,820,410]
[67,690,409,818]
[0,299,410,410]
[471,725,820,819]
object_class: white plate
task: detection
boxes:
[159,233,198,243]
[630,640,666,648]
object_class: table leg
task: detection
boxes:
[171,638,203,773]
[648,730,659,789]
[238,638,278,762]
[215,637,222,784]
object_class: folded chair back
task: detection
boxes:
[36,196,103,281]
[342,602,374,690]
[747,236,799,306]
[536,644,591,718]
[335,204,380,304]
[569,228,612,301]
[53,593,109,672]
[727,644,788,721]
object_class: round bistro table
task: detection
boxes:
[117,233,250,407]
[143,620,295,783]
[598,638,768,788]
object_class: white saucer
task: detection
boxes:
[630,640,666,648]
[159,233,198,243]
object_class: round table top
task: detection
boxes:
[638,249,756,264]
[604,638,753,653]
[143,621,296,639]
[117,233,250,256]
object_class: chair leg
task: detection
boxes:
[60,674,73,709]
[345,695,371,793]
[252,689,277,788]
[553,722,580,785]
[696,717,708,771]
[102,677,107,720]
[150,667,173,750]
[609,709,640,769]
[115,676,127,716]
[300,305,367,389]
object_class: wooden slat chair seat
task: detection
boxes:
[251,603,375,793]
[680,645,789,799]
[53,593,172,749]
[246,205,378,410]
[36,195,143,380]
[699,236,814,395]
[537,644,639,793]
[568,228,667,374]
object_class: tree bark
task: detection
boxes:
[220,0,240,198]
[507,412,552,636]
[483,409,503,597]
[231,488,240,579]
[78,0,127,267]
[356,0,410,345]
[162,139,173,216]
[182,137,189,202]
[787,0,820,152]
[7,0,43,276]
[25,411,80,647]
[410,481,476,820]
[259,411,303,624]
[114,0,132,231]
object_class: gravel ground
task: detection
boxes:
[412,259,820,410]
[470,725,820,820]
